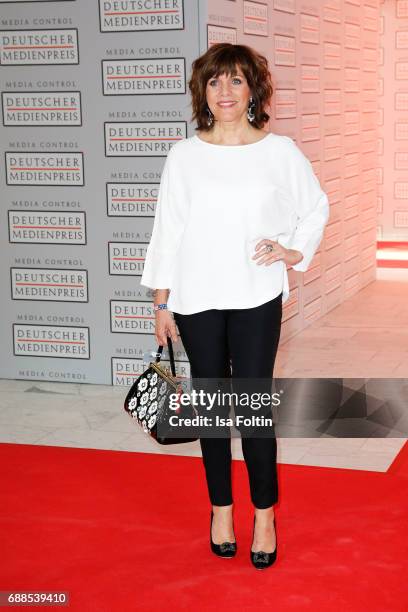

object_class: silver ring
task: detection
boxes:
[265,244,274,252]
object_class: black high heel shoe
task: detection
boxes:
[250,514,277,569]
[210,509,237,558]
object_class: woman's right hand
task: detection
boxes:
[155,310,179,347]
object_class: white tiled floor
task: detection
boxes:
[0,267,406,472]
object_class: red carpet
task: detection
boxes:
[1,440,407,611]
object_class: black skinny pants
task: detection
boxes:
[173,291,282,509]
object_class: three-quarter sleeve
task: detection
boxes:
[282,136,330,272]
[140,146,188,290]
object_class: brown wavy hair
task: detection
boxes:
[188,43,274,132]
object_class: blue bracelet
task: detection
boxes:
[153,303,168,311]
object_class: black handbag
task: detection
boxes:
[123,336,198,445]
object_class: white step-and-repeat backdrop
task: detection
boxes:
[1,0,378,385]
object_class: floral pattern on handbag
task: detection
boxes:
[123,337,198,445]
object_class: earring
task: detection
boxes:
[206,105,214,127]
[247,96,256,123]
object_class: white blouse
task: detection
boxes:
[140,133,330,315]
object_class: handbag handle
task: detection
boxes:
[155,336,177,377]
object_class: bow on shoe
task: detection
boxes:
[219,542,236,553]
[252,550,270,563]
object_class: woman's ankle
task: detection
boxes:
[254,506,275,520]
[212,503,233,512]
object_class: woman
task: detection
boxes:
[140,43,329,569]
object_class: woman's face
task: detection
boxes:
[205,66,252,125]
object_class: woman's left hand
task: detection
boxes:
[252,239,303,267]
